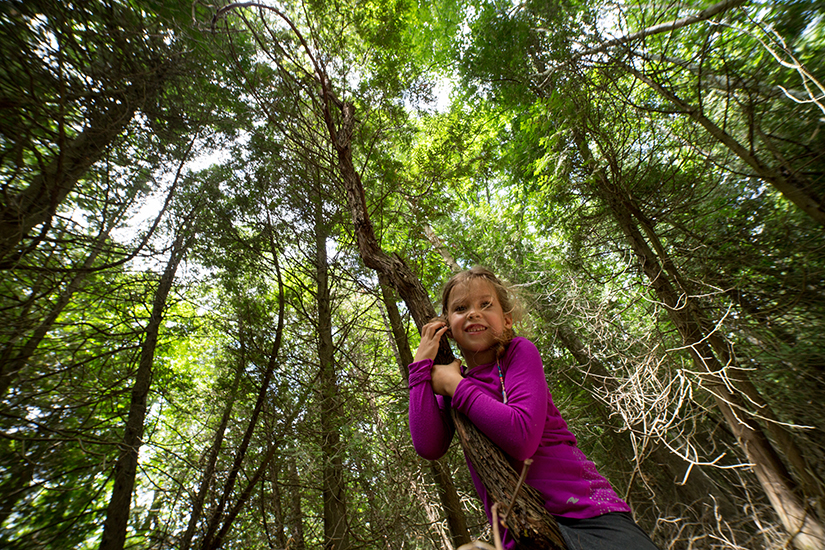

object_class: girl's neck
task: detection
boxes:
[462,348,497,370]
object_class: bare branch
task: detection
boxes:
[536,0,746,81]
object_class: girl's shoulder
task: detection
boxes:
[504,336,542,364]
[508,336,538,352]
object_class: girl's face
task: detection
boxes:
[446,278,513,369]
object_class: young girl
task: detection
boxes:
[408,267,660,550]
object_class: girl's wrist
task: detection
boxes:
[444,373,462,397]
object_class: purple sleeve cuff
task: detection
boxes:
[408,359,433,388]
[408,358,453,460]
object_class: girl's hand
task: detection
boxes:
[431,359,463,397]
[414,320,450,364]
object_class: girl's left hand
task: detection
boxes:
[431,359,463,397]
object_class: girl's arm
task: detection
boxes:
[450,339,548,461]
[408,358,454,459]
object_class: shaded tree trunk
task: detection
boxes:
[452,409,567,549]
[98,224,192,550]
[315,192,350,550]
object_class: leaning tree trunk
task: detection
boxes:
[452,410,567,549]
[322,92,565,549]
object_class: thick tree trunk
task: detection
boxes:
[98,229,190,550]
[574,129,825,550]
[452,409,566,549]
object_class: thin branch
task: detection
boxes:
[536,0,746,81]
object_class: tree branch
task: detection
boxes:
[536,0,746,81]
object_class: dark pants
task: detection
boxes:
[555,512,661,550]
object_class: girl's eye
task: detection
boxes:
[481,301,492,308]
[453,305,466,312]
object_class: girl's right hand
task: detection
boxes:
[414,320,450,363]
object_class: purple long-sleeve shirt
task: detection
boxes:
[409,337,629,545]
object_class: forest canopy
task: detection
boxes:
[1,0,824,549]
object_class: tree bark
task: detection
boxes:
[314,192,350,550]
[451,409,566,549]
[98,225,191,550]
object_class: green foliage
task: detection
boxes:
[3,0,825,549]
